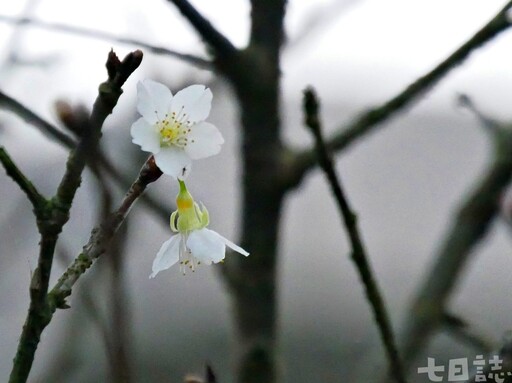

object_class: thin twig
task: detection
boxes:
[206,365,217,383]
[290,1,512,186]
[0,0,41,73]
[285,0,360,53]
[0,89,76,148]
[55,50,142,208]
[166,0,237,59]
[0,147,46,211]
[442,312,494,354]
[0,89,170,223]
[303,87,407,383]
[0,15,211,70]
[457,93,501,132]
[48,156,162,308]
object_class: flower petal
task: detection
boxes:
[184,122,224,160]
[150,235,181,278]
[137,79,173,124]
[170,85,212,123]
[154,146,192,179]
[130,117,160,153]
[187,228,226,264]
[217,233,249,256]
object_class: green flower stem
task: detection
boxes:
[303,87,407,383]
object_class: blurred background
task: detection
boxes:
[1,0,512,382]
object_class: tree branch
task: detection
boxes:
[0,89,171,223]
[442,312,494,354]
[290,1,512,186]
[55,50,142,208]
[8,50,142,383]
[399,118,512,370]
[0,15,211,70]
[0,89,76,148]
[0,146,47,212]
[249,0,287,54]
[48,156,161,309]
[166,0,237,59]
[303,88,407,383]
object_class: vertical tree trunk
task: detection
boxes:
[223,46,286,383]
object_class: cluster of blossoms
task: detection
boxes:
[131,79,249,277]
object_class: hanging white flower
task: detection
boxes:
[150,180,249,278]
[131,79,224,179]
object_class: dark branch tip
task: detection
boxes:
[303,86,319,114]
[206,364,217,383]
[139,155,163,184]
[302,86,321,134]
[106,49,121,79]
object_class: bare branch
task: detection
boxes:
[54,50,142,209]
[0,89,170,223]
[399,116,512,369]
[0,146,47,212]
[442,312,494,354]
[303,88,407,383]
[48,156,162,308]
[0,89,76,148]
[8,50,143,383]
[286,0,360,53]
[166,0,237,59]
[290,1,512,185]
[249,0,287,53]
[0,15,211,69]
[457,93,501,132]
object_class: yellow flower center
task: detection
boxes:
[156,110,193,148]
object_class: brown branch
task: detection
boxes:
[48,156,161,308]
[166,0,237,59]
[55,50,142,208]
[399,119,512,370]
[0,15,211,70]
[303,88,407,383]
[0,147,47,212]
[249,0,287,53]
[0,89,76,148]
[289,0,512,187]
[0,89,170,223]
[442,312,494,354]
[8,50,142,383]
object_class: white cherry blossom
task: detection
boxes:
[150,181,249,278]
[131,79,224,179]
